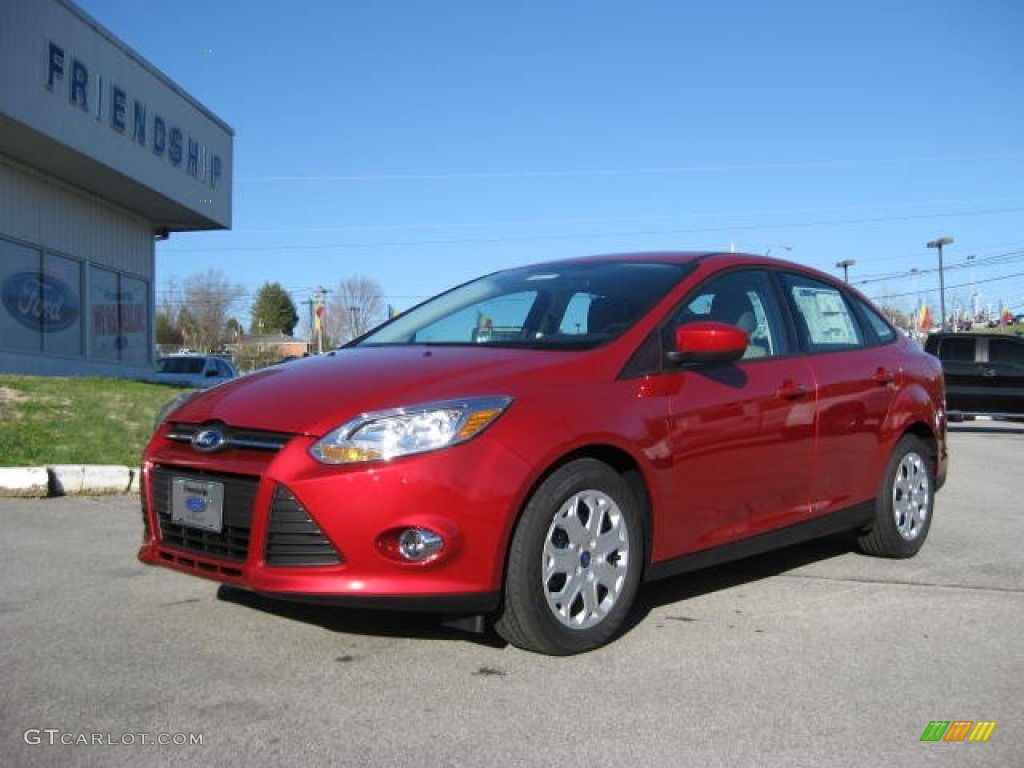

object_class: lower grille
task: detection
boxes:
[151,467,256,562]
[265,486,343,566]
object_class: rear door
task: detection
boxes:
[930,336,981,413]
[779,272,902,514]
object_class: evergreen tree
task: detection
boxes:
[250,282,299,336]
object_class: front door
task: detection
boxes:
[655,268,817,560]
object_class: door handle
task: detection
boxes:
[873,367,896,386]
[777,380,808,400]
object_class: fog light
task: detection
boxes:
[398,528,444,561]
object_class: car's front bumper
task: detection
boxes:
[138,426,528,612]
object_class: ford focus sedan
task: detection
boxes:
[139,252,948,655]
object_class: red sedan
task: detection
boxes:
[139,252,948,654]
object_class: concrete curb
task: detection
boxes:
[0,467,50,497]
[0,466,140,498]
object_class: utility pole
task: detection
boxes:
[303,298,314,354]
[348,305,360,341]
[313,286,330,354]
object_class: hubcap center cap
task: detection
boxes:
[580,551,592,569]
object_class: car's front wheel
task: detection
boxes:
[495,459,643,655]
[858,434,934,558]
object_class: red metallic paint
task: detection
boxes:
[139,252,947,615]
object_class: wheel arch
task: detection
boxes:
[498,443,655,593]
[882,380,947,489]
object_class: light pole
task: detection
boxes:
[927,236,953,330]
[966,254,978,323]
[836,259,856,283]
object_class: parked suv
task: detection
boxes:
[924,332,1024,420]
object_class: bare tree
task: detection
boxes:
[325,276,385,343]
[180,269,245,351]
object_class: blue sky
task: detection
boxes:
[77,0,1024,332]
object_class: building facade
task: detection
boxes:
[0,0,233,377]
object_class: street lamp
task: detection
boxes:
[836,259,856,282]
[966,254,978,322]
[927,237,953,330]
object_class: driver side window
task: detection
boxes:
[671,269,789,359]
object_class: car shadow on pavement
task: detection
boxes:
[626,532,857,633]
[215,585,508,649]
[215,533,857,652]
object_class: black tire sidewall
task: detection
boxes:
[874,435,934,557]
[504,459,643,655]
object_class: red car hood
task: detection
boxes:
[167,345,593,436]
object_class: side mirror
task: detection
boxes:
[668,321,748,364]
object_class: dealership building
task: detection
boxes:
[0,0,232,378]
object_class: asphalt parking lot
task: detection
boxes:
[1,422,1021,768]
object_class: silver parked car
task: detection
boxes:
[153,354,238,389]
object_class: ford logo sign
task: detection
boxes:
[191,428,227,453]
[185,496,208,514]
[1,270,80,332]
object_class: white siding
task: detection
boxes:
[0,156,152,275]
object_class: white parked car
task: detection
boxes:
[153,354,238,389]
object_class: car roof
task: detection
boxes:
[516,251,846,288]
[525,251,817,273]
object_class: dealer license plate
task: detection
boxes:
[171,477,224,532]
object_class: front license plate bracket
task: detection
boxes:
[171,477,225,532]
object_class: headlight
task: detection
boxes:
[152,391,199,432]
[310,396,512,465]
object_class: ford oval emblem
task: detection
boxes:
[185,496,207,513]
[191,428,227,453]
[1,270,81,332]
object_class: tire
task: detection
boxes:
[857,434,934,558]
[495,459,643,655]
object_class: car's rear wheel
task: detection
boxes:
[858,434,934,558]
[495,459,643,655]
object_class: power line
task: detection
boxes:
[160,204,1024,254]
[184,195,1024,237]
[236,152,1024,183]
[866,270,1024,302]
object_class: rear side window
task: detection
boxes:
[782,274,863,351]
[989,339,1024,366]
[852,296,897,344]
[937,338,976,362]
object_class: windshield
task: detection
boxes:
[357,260,691,350]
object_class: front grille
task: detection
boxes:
[165,422,293,453]
[151,467,257,562]
[265,486,343,566]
